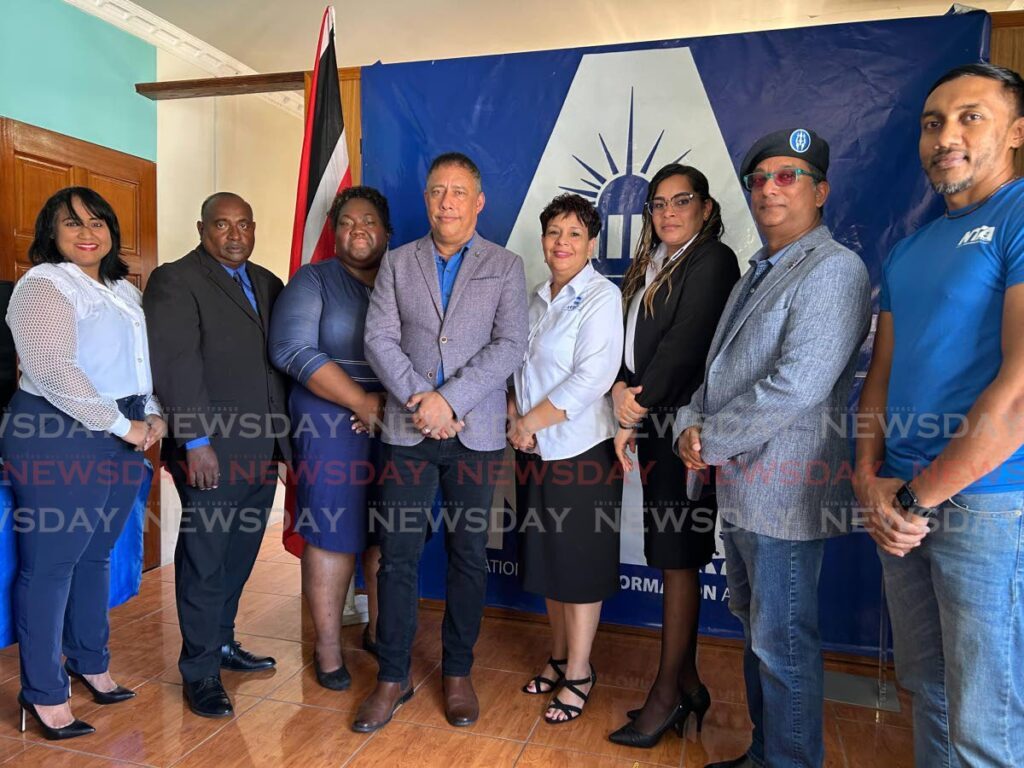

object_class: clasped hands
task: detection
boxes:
[612,383,647,471]
[123,414,167,453]
[407,391,463,440]
[507,410,537,453]
[853,474,931,557]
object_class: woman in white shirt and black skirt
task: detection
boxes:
[2,187,165,740]
[509,193,623,725]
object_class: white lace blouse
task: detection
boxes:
[6,262,161,437]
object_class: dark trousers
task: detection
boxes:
[373,439,503,682]
[168,455,276,682]
[4,391,144,705]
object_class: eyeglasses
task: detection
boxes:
[742,168,821,191]
[645,193,697,214]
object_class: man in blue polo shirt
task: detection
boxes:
[855,63,1024,767]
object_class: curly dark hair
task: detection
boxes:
[538,193,602,239]
[28,186,129,283]
[328,186,393,235]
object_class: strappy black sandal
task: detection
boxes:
[522,656,566,695]
[544,665,596,724]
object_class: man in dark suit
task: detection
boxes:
[143,192,290,718]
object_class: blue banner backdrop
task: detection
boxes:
[361,12,989,654]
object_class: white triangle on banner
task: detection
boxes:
[505,46,760,293]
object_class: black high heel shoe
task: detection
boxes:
[608,701,687,748]
[626,682,711,731]
[65,662,136,705]
[522,657,567,695]
[314,654,352,691]
[685,683,711,732]
[18,693,95,741]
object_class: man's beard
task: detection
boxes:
[931,176,974,195]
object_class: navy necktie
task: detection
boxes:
[232,272,259,316]
[722,259,773,337]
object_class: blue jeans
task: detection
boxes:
[722,527,826,768]
[880,490,1024,768]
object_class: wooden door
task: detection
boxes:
[0,117,162,570]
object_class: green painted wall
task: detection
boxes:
[0,0,157,160]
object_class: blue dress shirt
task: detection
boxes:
[433,237,472,385]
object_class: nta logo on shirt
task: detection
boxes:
[957,225,995,247]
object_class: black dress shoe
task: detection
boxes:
[65,662,136,705]
[220,641,276,672]
[314,654,352,691]
[183,676,233,718]
[18,693,95,740]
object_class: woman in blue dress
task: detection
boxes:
[269,187,391,690]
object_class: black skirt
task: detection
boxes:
[637,423,718,570]
[516,439,621,603]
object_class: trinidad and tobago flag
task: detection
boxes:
[284,5,350,557]
[289,5,350,273]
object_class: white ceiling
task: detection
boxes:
[128,0,1018,75]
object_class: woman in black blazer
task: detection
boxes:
[608,164,740,748]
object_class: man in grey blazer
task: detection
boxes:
[354,153,528,733]
[673,129,870,768]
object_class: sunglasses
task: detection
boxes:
[742,168,821,191]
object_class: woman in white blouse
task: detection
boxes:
[2,187,165,740]
[510,193,623,724]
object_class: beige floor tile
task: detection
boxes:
[155,633,310,698]
[242,562,302,598]
[394,666,541,740]
[528,683,684,766]
[517,743,667,767]
[170,699,369,768]
[268,649,437,714]
[2,744,137,766]
[837,719,914,768]
[343,721,522,767]
[43,680,258,767]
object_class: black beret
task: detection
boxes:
[739,128,830,180]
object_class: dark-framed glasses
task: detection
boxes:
[742,168,821,191]
[645,192,697,214]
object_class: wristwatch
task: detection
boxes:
[895,482,936,518]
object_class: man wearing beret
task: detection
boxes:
[674,129,871,768]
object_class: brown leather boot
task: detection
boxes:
[443,675,479,727]
[351,680,414,733]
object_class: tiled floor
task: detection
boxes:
[0,524,913,767]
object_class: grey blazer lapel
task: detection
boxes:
[414,236,444,319]
[714,226,829,354]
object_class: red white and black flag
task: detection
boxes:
[289,5,351,273]
[284,6,350,557]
